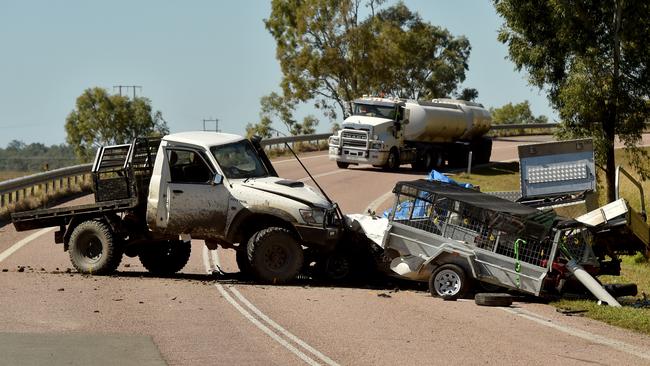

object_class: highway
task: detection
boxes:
[1,135,650,365]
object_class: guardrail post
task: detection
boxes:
[0,193,4,207]
[8,191,13,204]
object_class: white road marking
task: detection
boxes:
[298,169,349,182]
[273,154,329,164]
[202,247,339,366]
[500,307,650,361]
[230,287,340,366]
[365,191,394,214]
[0,227,55,263]
[215,283,321,366]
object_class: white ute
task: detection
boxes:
[12,132,342,283]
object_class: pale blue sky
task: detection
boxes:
[0,0,556,147]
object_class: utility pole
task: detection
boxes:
[203,118,220,132]
[113,85,142,99]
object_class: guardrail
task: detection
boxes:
[0,125,553,210]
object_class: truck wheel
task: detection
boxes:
[429,264,471,300]
[138,239,191,275]
[247,227,303,284]
[384,149,399,171]
[68,220,122,275]
[336,161,350,169]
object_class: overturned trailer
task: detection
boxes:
[351,179,622,305]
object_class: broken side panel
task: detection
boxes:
[518,138,595,199]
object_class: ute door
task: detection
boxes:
[163,147,230,238]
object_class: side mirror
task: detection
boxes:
[212,173,223,185]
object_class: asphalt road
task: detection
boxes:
[1,135,650,366]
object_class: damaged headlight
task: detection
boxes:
[329,136,340,146]
[300,208,326,225]
[370,142,383,150]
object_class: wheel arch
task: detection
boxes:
[226,208,299,245]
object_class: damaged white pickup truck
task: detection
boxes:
[12,132,342,283]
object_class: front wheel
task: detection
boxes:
[384,149,400,171]
[247,227,304,284]
[428,264,471,300]
[336,161,350,169]
[68,220,122,275]
[138,239,191,275]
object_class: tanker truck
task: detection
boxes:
[328,96,492,170]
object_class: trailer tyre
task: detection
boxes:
[138,239,191,275]
[68,220,122,275]
[429,264,471,300]
[474,293,513,307]
[247,227,303,284]
[336,161,350,169]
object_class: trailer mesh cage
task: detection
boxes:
[390,180,558,267]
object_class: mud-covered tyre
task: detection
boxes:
[247,227,303,284]
[429,264,471,300]
[384,149,400,171]
[474,293,513,307]
[138,239,191,275]
[336,161,350,169]
[68,220,122,275]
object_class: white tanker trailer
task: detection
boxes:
[328,97,492,170]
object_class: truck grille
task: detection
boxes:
[341,130,368,148]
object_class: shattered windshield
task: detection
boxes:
[352,103,396,119]
[210,140,269,179]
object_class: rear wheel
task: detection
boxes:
[247,227,303,284]
[336,161,350,169]
[429,264,471,300]
[68,220,122,275]
[139,239,191,275]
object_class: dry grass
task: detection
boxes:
[0,171,34,182]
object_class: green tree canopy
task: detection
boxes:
[494,0,650,202]
[65,87,169,161]
[246,92,319,137]
[490,101,548,125]
[265,0,472,121]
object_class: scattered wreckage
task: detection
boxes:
[348,139,649,306]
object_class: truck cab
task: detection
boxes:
[328,97,407,170]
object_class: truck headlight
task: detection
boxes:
[371,142,383,150]
[300,208,325,225]
[329,137,339,146]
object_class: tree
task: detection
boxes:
[494,1,650,202]
[265,0,472,122]
[457,88,479,102]
[489,101,548,125]
[65,87,169,161]
[246,92,319,137]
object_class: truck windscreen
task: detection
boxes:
[352,103,396,119]
[211,140,269,179]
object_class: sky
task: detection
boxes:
[0,0,557,148]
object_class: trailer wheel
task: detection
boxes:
[139,239,191,275]
[68,220,122,275]
[429,264,471,300]
[384,149,400,171]
[336,161,350,169]
[474,293,513,307]
[247,227,303,284]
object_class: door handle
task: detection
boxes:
[172,189,184,194]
